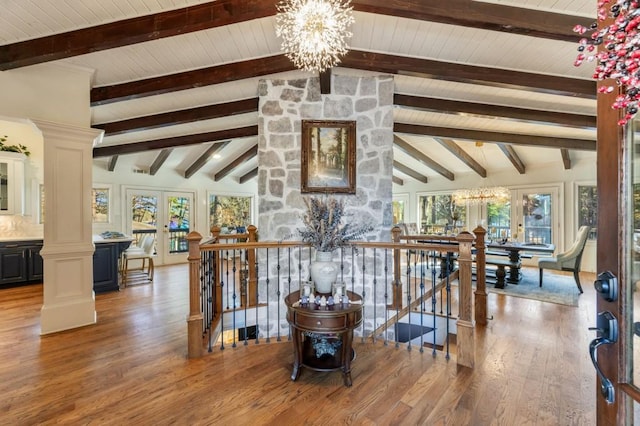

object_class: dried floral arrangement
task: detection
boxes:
[0,135,30,156]
[573,1,640,125]
[298,196,373,252]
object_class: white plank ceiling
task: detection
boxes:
[0,0,598,183]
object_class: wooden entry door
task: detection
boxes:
[596,81,640,422]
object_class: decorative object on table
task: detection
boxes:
[332,281,346,299]
[100,231,126,239]
[299,196,373,293]
[274,0,354,72]
[309,250,339,294]
[301,281,315,298]
[0,135,30,156]
[573,1,640,125]
[301,120,356,194]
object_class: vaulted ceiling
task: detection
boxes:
[0,0,597,185]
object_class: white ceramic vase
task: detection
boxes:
[310,251,339,294]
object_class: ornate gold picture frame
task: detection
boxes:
[301,120,356,194]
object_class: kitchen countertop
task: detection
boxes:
[0,236,134,243]
[0,236,43,242]
[93,235,134,244]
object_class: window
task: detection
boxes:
[209,195,252,233]
[418,194,466,234]
[392,200,405,225]
[392,193,409,225]
[578,185,598,239]
[92,187,110,223]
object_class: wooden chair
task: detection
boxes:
[538,226,591,293]
[122,235,156,286]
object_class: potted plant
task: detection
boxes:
[298,196,372,293]
[0,135,30,156]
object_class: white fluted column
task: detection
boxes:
[33,120,104,334]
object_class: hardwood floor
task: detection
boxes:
[0,265,596,425]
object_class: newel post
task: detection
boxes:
[247,225,258,306]
[473,226,487,325]
[210,225,221,240]
[456,231,475,369]
[187,231,203,358]
[391,225,403,309]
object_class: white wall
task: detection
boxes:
[394,150,597,272]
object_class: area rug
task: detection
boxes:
[486,267,581,307]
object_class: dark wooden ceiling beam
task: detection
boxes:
[319,69,332,95]
[394,123,596,151]
[0,0,276,70]
[352,0,590,43]
[214,145,258,181]
[92,125,257,157]
[0,0,589,71]
[394,94,596,128]
[149,149,173,176]
[344,51,595,99]
[394,135,454,180]
[90,51,594,106]
[239,167,259,184]
[393,160,428,183]
[185,142,230,179]
[95,98,258,136]
[497,143,525,174]
[392,175,404,186]
[91,55,295,106]
[561,149,572,170]
[433,137,487,178]
[107,155,118,172]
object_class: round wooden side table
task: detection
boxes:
[285,290,363,387]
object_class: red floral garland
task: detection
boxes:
[574,1,640,125]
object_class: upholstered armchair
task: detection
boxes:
[538,226,591,293]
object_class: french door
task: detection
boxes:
[510,187,559,247]
[124,188,194,266]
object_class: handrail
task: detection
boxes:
[187,225,485,370]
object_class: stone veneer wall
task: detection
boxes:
[257,74,394,336]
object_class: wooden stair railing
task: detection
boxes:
[187,227,477,369]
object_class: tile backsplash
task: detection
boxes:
[0,215,43,239]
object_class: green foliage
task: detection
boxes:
[210,195,251,228]
[298,196,373,252]
[0,135,30,156]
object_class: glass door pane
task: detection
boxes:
[0,162,8,211]
[128,191,158,257]
[164,192,192,264]
[511,188,558,245]
[629,121,640,390]
[487,200,511,242]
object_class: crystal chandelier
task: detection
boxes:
[452,187,510,205]
[275,0,354,73]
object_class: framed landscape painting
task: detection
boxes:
[301,120,356,193]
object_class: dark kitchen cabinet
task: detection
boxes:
[0,240,43,285]
[0,239,130,292]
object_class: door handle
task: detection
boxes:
[589,311,617,404]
